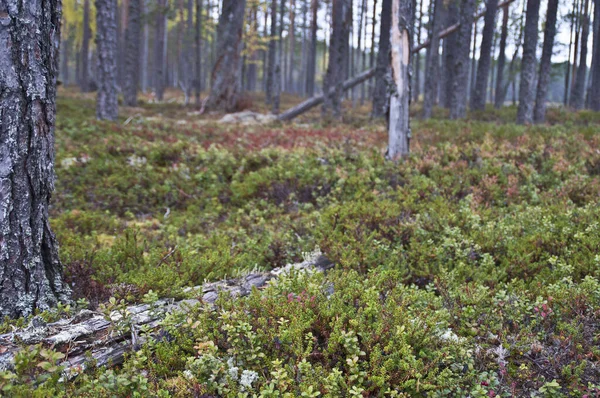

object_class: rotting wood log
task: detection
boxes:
[0,255,334,377]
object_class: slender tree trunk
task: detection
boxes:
[124,0,142,106]
[355,0,366,104]
[141,0,150,93]
[387,0,413,159]
[571,0,590,109]
[471,0,498,110]
[81,0,92,92]
[154,0,168,101]
[288,0,296,92]
[305,0,319,96]
[119,0,129,90]
[0,0,71,318]
[360,0,368,103]
[372,0,392,117]
[195,0,203,105]
[442,0,459,109]
[449,0,476,119]
[494,4,509,108]
[533,0,559,122]
[422,0,443,118]
[591,0,600,110]
[205,0,247,112]
[468,15,478,104]
[588,0,599,108]
[413,0,423,102]
[570,0,582,102]
[565,2,576,105]
[96,0,119,120]
[323,0,351,118]
[516,0,541,124]
[300,0,308,95]
[266,0,277,103]
[369,0,378,98]
[62,35,71,85]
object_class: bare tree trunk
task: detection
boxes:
[372,0,392,117]
[81,0,92,92]
[413,0,423,102]
[471,0,498,110]
[494,4,509,108]
[442,0,459,109]
[305,0,319,96]
[586,1,598,108]
[355,0,366,104]
[422,0,443,118]
[449,0,476,119]
[205,0,247,112]
[571,0,590,109]
[387,0,413,159]
[570,0,582,103]
[360,0,368,104]
[141,0,150,93]
[0,0,71,318]
[369,0,378,98]
[323,0,351,118]
[62,35,71,85]
[468,16,478,105]
[96,0,119,120]
[154,0,168,101]
[564,2,576,105]
[195,0,203,105]
[533,0,559,122]
[266,0,277,103]
[278,0,285,95]
[516,0,540,124]
[124,0,142,106]
[591,0,600,110]
[288,0,296,92]
[300,0,308,95]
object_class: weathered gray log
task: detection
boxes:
[278,68,376,121]
[0,256,334,376]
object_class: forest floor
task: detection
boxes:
[3,88,600,396]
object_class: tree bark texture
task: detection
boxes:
[141,0,149,93]
[195,0,203,105]
[449,0,476,119]
[571,0,590,110]
[124,0,142,106]
[95,0,119,120]
[154,0,167,101]
[422,0,443,119]
[81,0,92,92]
[516,0,540,124]
[591,0,600,110]
[387,0,413,159]
[322,0,351,118]
[471,0,498,111]
[305,0,319,96]
[0,0,71,318]
[205,0,247,112]
[266,0,277,104]
[372,0,392,118]
[533,0,559,122]
[494,4,509,108]
[442,0,459,109]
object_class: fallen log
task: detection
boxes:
[0,255,334,377]
[277,68,376,121]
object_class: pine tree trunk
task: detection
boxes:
[449,0,476,119]
[195,0,203,105]
[141,0,150,93]
[96,0,119,120]
[494,4,509,108]
[571,0,590,110]
[154,0,167,101]
[81,0,92,92]
[62,35,71,85]
[586,2,598,108]
[323,0,351,118]
[288,0,296,92]
[266,0,278,104]
[205,0,246,112]
[124,0,142,106]
[570,0,582,103]
[441,0,459,109]
[0,0,71,318]
[413,0,423,102]
[564,2,576,105]
[422,0,443,118]
[471,0,498,111]
[372,0,392,117]
[387,0,413,160]
[468,17,478,105]
[532,0,559,123]
[369,0,378,98]
[516,0,540,124]
[305,0,319,96]
[591,0,600,110]
[360,0,367,104]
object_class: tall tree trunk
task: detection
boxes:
[413,0,423,102]
[154,0,168,101]
[360,0,368,103]
[278,0,285,95]
[468,15,478,104]
[205,0,247,112]
[323,0,351,118]
[471,0,498,110]
[195,0,203,105]
[141,0,150,93]
[369,0,378,98]
[300,0,308,95]
[305,0,319,96]
[494,4,509,108]
[266,0,277,103]
[570,0,582,103]
[533,0,559,122]
[96,0,119,120]
[372,0,392,117]
[442,0,459,109]
[449,0,476,119]
[564,2,576,105]
[516,0,540,124]
[81,0,92,92]
[588,0,599,108]
[387,0,413,159]
[288,0,296,92]
[591,0,600,110]
[571,0,590,109]
[355,0,366,104]
[62,35,71,85]
[124,0,142,106]
[422,0,443,118]
[0,0,71,319]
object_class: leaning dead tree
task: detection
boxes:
[0,256,334,376]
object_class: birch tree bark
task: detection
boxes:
[516,0,540,124]
[95,0,119,120]
[471,0,498,111]
[387,0,413,159]
[204,0,247,112]
[124,0,142,106]
[449,0,476,119]
[533,0,559,122]
[0,0,71,318]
